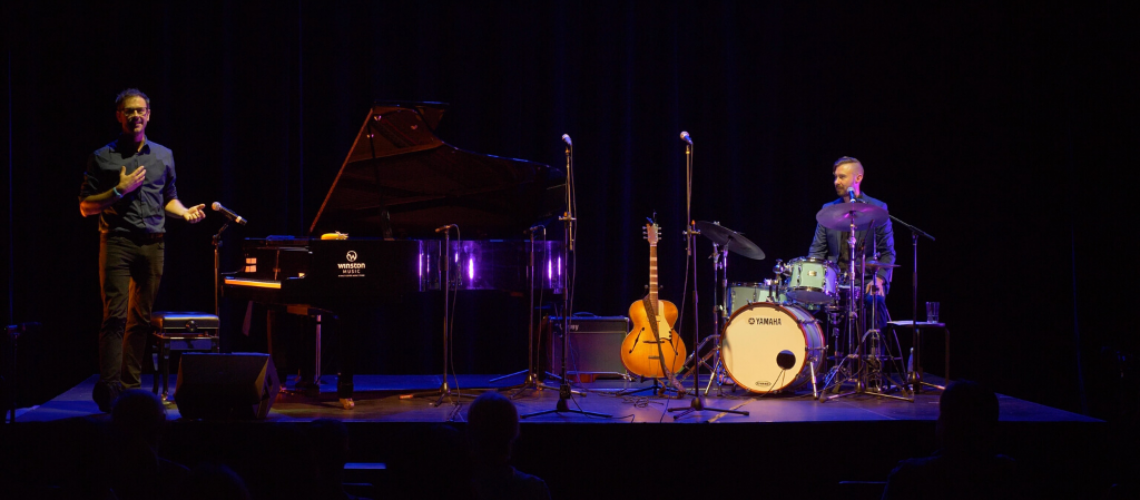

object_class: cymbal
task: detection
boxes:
[694,221,765,260]
[815,202,889,231]
[863,260,900,269]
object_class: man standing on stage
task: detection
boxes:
[79,89,206,412]
[808,156,896,329]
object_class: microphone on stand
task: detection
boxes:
[679,131,692,145]
[211,202,248,225]
[847,187,858,203]
[561,134,572,147]
[434,224,456,233]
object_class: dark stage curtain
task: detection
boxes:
[2,1,1137,416]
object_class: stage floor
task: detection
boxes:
[7,373,1113,499]
[16,372,1098,425]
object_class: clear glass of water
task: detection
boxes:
[925,302,940,323]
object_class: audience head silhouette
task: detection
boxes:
[937,380,1000,456]
[467,391,520,464]
[111,389,168,448]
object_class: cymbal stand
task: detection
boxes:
[855,255,912,401]
[706,244,731,395]
[668,133,748,419]
[522,135,610,419]
[819,214,911,402]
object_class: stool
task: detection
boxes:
[150,312,220,401]
[886,320,950,393]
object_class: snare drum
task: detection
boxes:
[728,280,785,314]
[785,257,838,304]
[721,302,825,393]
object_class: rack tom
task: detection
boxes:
[728,280,786,315]
[785,257,838,304]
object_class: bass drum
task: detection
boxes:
[722,302,825,394]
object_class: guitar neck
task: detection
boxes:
[648,242,659,313]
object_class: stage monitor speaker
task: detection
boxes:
[547,315,630,378]
[175,352,280,420]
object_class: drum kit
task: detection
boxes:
[689,200,913,402]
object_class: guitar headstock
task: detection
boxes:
[642,214,661,245]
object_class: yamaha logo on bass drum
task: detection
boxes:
[748,317,782,326]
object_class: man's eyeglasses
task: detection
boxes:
[119,107,149,117]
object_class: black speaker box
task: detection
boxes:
[175,353,281,420]
[546,315,630,377]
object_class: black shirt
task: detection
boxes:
[79,137,178,234]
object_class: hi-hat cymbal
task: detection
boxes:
[694,221,765,260]
[815,202,889,231]
[863,260,900,269]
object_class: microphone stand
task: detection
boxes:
[522,136,610,419]
[669,133,748,420]
[888,214,938,392]
[429,226,476,407]
[496,226,564,399]
[213,223,229,319]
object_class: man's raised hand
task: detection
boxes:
[118,166,146,194]
[183,204,206,224]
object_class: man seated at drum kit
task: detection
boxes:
[805,156,895,331]
[712,156,897,395]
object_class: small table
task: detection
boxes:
[886,320,949,392]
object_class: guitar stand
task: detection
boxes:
[617,375,683,398]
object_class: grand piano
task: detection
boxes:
[222,102,565,396]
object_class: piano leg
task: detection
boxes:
[336,314,355,410]
[280,305,339,399]
[314,313,322,385]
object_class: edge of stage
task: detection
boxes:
[3,373,1113,498]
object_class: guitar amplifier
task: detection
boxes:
[546,315,630,379]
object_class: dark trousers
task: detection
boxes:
[97,233,164,400]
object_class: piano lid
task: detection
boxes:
[310,102,564,239]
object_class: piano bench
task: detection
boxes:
[150,312,220,401]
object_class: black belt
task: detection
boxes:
[105,232,164,243]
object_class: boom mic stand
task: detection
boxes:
[522,134,610,419]
[668,131,748,420]
[889,214,938,392]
